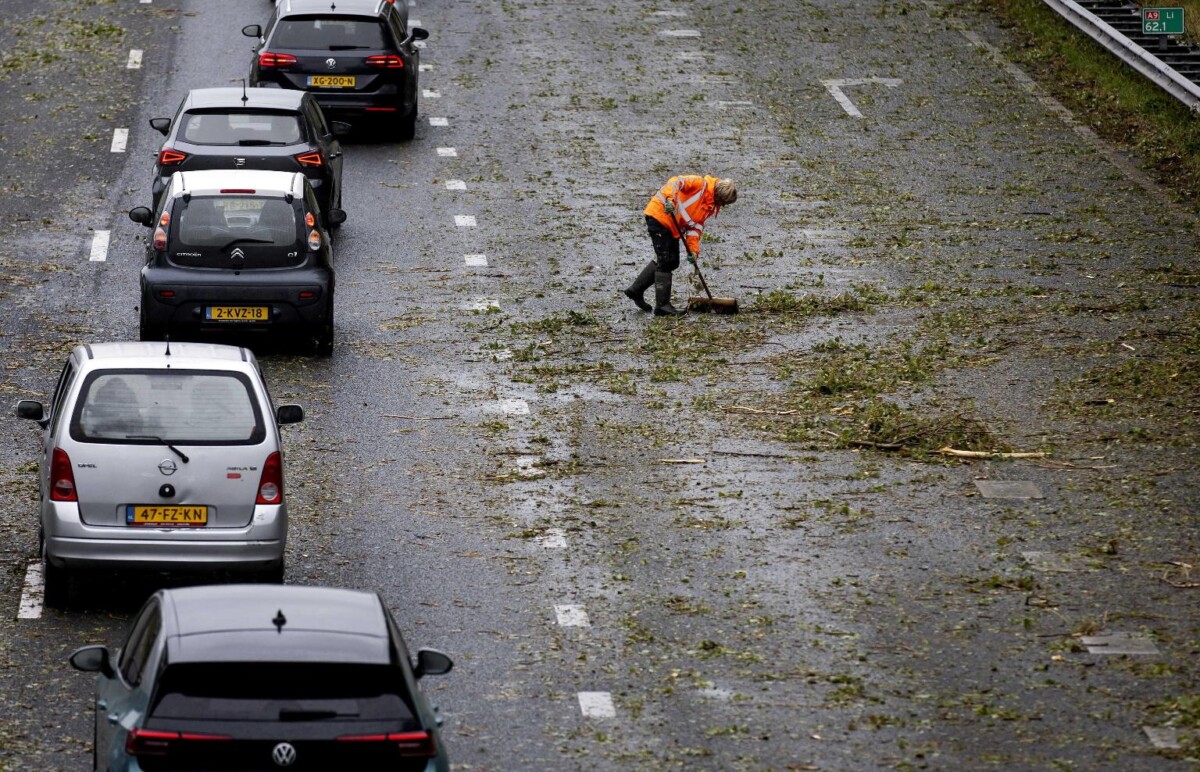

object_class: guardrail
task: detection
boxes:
[1043,0,1200,112]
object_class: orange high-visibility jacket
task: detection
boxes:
[643,175,721,256]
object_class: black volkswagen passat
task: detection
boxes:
[149,88,348,216]
[244,0,429,140]
[130,169,344,355]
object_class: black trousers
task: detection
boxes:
[646,215,680,272]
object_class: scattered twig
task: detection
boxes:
[936,447,1047,459]
[848,439,903,450]
[658,458,706,464]
[383,414,455,421]
[724,404,799,416]
[712,450,797,459]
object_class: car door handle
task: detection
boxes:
[107,712,120,725]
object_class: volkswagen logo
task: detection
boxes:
[157,459,177,476]
[230,247,246,261]
[325,57,337,69]
[271,742,297,767]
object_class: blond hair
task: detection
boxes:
[714,178,737,205]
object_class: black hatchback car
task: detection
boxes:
[70,584,453,771]
[244,0,429,140]
[149,88,348,216]
[130,169,343,355]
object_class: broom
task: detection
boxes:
[687,255,739,314]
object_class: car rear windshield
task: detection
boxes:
[271,16,389,50]
[179,110,303,146]
[150,662,416,724]
[70,370,265,445]
[170,196,304,269]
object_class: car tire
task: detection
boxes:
[314,315,334,357]
[42,535,70,609]
[259,560,285,584]
[328,189,342,231]
[398,106,417,142]
[139,305,162,342]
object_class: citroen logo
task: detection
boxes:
[271,742,297,767]
[325,57,337,69]
[157,459,177,476]
[230,247,246,261]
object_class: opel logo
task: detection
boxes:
[157,459,177,476]
[230,247,246,260]
[271,742,297,767]
[325,57,336,69]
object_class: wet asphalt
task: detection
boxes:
[0,0,1198,769]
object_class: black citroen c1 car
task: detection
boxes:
[148,87,348,216]
[244,0,429,140]
[130,169,344,355]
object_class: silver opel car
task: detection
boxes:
[15,342,303,606]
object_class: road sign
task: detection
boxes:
[1142,7,1185,35]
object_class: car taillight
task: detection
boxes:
[256,451,283,505]
[295,151,324,168]
[126,727,231,757]
[366,54,403,69]
[158,148,187,166]
[258,52,297,69]
[153,226,168,250]
[308,229,321,251]
[337,730,436,757]
[305,212,316,228]
[50,448,77,502]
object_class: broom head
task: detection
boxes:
[687,296,739,314]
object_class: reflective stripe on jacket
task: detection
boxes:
[643,174,720,256]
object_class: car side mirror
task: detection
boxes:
[411,27,429,41]
[242,24,262,38]
[149,118,170,136]
[129,207,153,227]
[69,645,116,679]
[414,648,453,679]
[330,121,352,137]
[15,400,46,422]
[276,404,304,425]
[325,209,347,227]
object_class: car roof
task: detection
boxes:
[183,87,305,111]
[161,585,394,665]
[167,169,305,198]
[277,0,390,17]
[76,341,254,369]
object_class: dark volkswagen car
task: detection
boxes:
[130,169,342,355]
[70,584,454,771]
[243,0,429,140]
[149,88,348,217]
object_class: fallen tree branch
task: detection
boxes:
[658,458,707,464]
[384,414,455,421]
[936,447,1047,459]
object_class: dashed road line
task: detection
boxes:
[409,19,422,26]
[419,64,433,72]
[652,9,689,15]
[578,692,615,718]
[555,605,590,627]
[127,49,143,69]
[89,230,111,262]
[1144,726,1181,749]
[16,562,43,619]
[423,89,441,98]
[660,29,701,37]
[111,128,129,153]
[428,116,448,126]
[464,253,488,267]
[444,179,466,190]
[436,147,457,157]
[454,215,477,227]
[493,398,528,415]
[821,77,903,119]
[535,528,567,548]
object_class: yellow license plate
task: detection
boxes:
[206,306,269,321]
[127,505,208,527]
[308,75,355,88]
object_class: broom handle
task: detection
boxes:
[691,256,715,300]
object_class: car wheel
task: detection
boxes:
[138,305,161,342]
[328,190,342,231]
[398,106,417,142]
[314,317,334,357]
[259,560,285,584]
[42,538,70,609]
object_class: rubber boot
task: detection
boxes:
[623,261,656,312]
[653,271,686,316]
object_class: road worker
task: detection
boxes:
[624,175,737,316]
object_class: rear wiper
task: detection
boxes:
[218,237,274,250]
[236,139,279,146]
[327,45,370,50]
[126,435,190,463]
[279,709,359,721]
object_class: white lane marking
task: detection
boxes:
[516,456,546,479]
[89,230,111,262]
[454,214,477,227]
[496,398,528,415]
[423,89,440,98]
[659,29,701,37]
[139,0,151,3]
[675,51,705,61]
[821,77,903,119]
[717,100,754,108]
[555,604,590,627]
[444,179,466,190]
[652,9,688,16]
[466,298,500,311]
[110,128,129,153]
[126,49,143,69]
[419,64,433,72]
[578,692,616,718]
[428,116,448,126]
[1080,633,1160,655]
[464,253,488,267]
[491,349,513,362]
[1144,727,1181,749]
[437,147,457,157]
[16,562,43,619]
[535,528,567,548]
[409,19,422,26]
